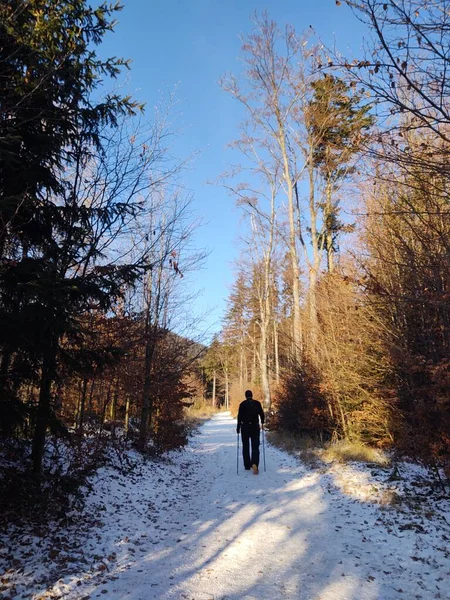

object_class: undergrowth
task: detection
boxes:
[184,405,220,435]
[320,439,390,466]
[268,430,390,468]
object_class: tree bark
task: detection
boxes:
[88,380,95,415]
[278,126,302,362]
[273,318,280,383]
[31,343,56,477]
[125,395,131,434]
[259,333,271,410]
[224,371,229,409]
[139,326,155,449]
[325,175,334,273]
[307,152,321,350]
[76,377,88,434]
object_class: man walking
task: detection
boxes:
[236,390,265,474]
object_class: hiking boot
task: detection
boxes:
[252,464,259,475]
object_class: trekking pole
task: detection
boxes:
[237,432,239,475]
[262,425,266,472]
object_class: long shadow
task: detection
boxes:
[19,412,450,600]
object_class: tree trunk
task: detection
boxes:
[239,344,244,392]
[139,333,155,449]
[307,153,321,350]
[259,334,271,410]
[212,371,216,408]
[88,380,95,414]
[139,262,158,449]
[225,371,229,409]
[325,175,335,273]
[76,377,88,434]
[109,382,117,421]
[251,323,257,384]
[110,380,118,438]
[279,131,302,362]
[259,247,273,410]
[31,344,56,477]
[273,319,280,383]
[125,395,131,434]
[309,266,319,348]
[98,380,113,442]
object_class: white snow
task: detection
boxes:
[1,411,450,600]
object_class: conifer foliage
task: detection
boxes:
[0,1,200,480]
[0,1,144,476]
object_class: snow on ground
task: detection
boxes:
[1,411,450,600]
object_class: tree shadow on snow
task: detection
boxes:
[58,413,431,600]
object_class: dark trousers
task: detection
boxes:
[241,423,260,468]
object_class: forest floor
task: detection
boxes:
[1,412,450,600]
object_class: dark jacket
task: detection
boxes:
[237,398,265,432]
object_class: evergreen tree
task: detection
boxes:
[0,0,143,476]
[306,74,373,272]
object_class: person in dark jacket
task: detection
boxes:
[236,390,265,474]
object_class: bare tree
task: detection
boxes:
[221,14,309,362]
[339,0,450,185]
[134,186,206,448]
[221,132,281,408]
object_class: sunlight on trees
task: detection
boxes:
[0,0,449,496]
[215,4,450,475]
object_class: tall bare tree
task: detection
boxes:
[221,14,308,362]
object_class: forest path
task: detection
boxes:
[67,411,446,600]
[6,412,447,599]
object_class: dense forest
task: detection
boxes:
[203,2,450,476]
[0,0,449,508]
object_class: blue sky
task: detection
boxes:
[99,0,370,339]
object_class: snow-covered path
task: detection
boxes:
[2,412,449,599]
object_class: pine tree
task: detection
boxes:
[0,0,143,476]
[306,74,373,272]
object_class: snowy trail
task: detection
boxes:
[3,412,449,599]
[72,412,449,600]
